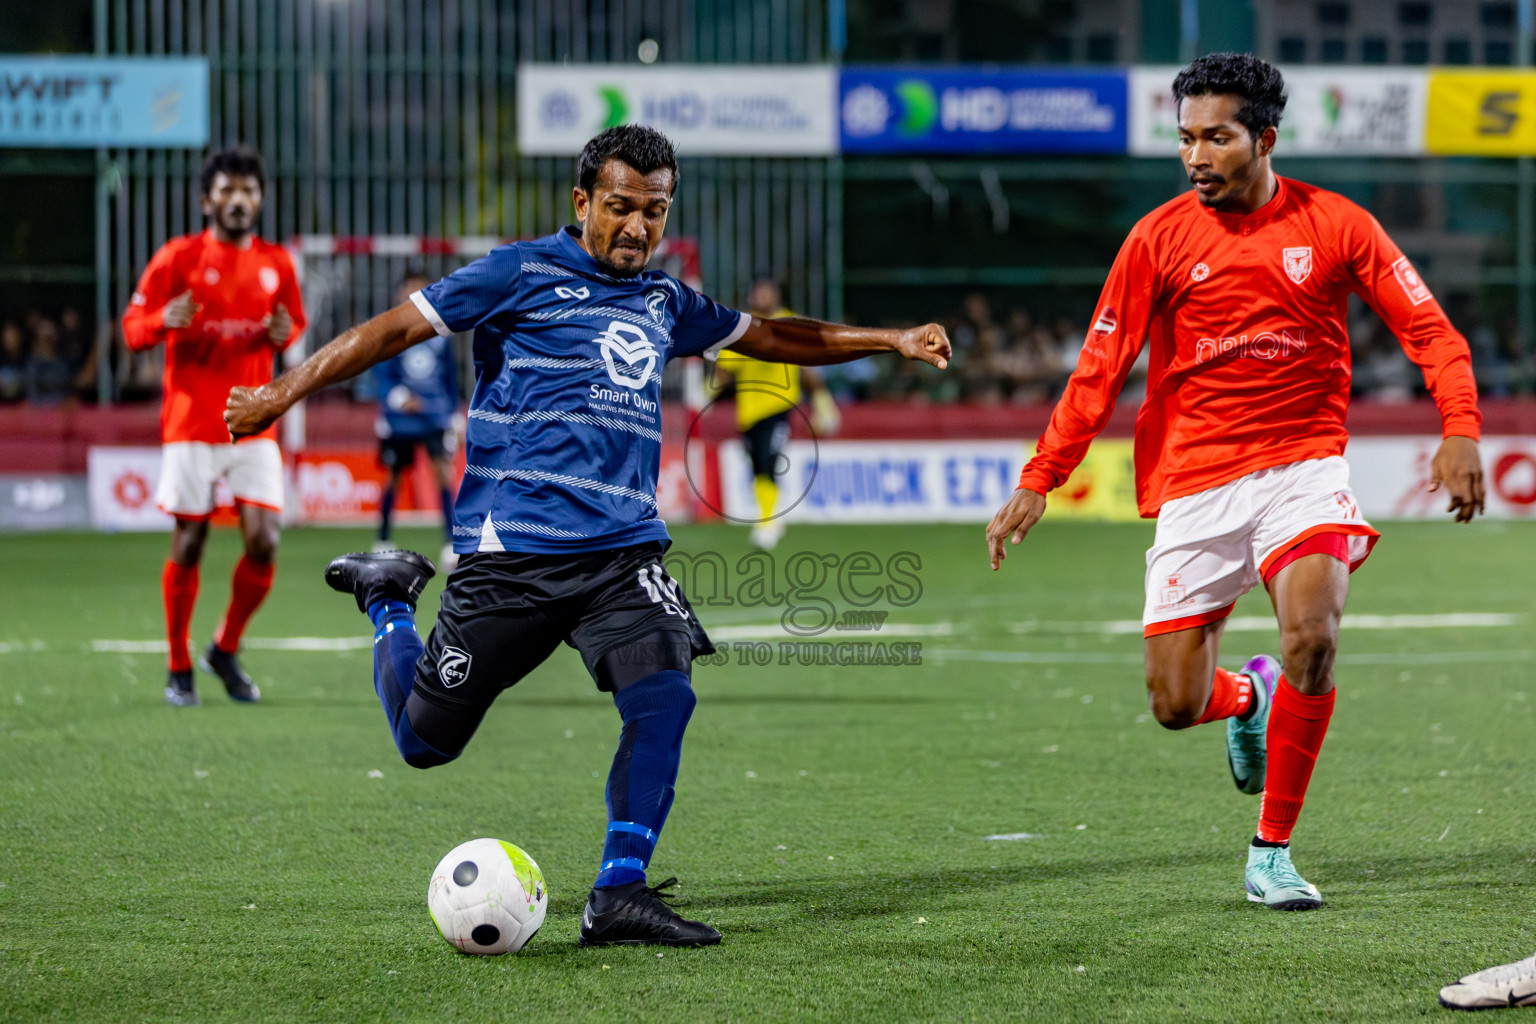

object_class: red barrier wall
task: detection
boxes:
[5,398,1535,472]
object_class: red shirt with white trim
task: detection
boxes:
[122,230,307,444]
[1018,177,1481,517]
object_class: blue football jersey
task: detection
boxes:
[411,227,750,554]
[375,334,458,437]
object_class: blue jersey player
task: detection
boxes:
[224,126,952,948]
[372,271,461,568]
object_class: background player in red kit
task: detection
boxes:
[986,55,1485,911]
[123,148,307,707]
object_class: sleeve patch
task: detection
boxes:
[1391,256,1433,307]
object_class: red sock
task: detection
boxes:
[1257,678,1336,843]
[1194,667,1254,725]
[213,555,275,654]
[162,560,199,673]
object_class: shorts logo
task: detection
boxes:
[1155,574,1191,613]
[1283,247,1312,285]
[592,320,659,390]
[637,563,688,620]
[1190,262,1210,282]
[555,285,591,300]
[1391,256,1433,306]
[438,646,472,688]
[645,289,668,324]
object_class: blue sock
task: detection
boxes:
[368,600,452,769]
[439,488,454,543]
[595,670,696,888]
[379,485,397,541]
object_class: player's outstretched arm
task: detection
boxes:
[985,487,1047,571]
[1429,435,1486,523]
[729,316,950,369]
[224,301,437,439]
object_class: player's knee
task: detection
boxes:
[612,669,696,728]
[1147,691,1200,729]
[171,520,208,563]
[1280,617,1336,664]
[1144,671,1202,729]
[244,528,279,563]
[401,746,457,770]
[394,710,460,770]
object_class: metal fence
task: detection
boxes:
[96,0,836,400]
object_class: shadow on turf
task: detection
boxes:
[271,693,950,710]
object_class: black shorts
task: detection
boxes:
[379,430,450,471]
[742,411,792,478]
[412,543,716,719]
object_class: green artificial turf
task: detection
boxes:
[1,520,1533,1022]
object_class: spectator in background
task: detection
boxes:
[57,308,87,370]
[24,316,73,404]
[0,320,26,403]
[1053,315,1085,377]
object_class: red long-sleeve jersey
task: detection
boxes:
[1019,177,1481,517]
[122,230,307,444]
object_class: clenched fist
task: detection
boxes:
[225,384,287,441]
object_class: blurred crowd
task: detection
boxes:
[0,308,168,406]
[0,309,96,405]
[824,291,1535,406]
[4,294,1532,408]
[827,292,1115,405]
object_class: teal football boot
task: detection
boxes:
[1227,654,1279,795]
[1245,842,1322,911]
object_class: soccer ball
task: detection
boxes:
[426,838,548,955]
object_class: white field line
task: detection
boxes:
[1009,613,1522,636]
[982,832,1048,841]
[710,622,954,640]
[927,647,1536,666]
[87,637,371,654]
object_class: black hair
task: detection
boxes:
[1171,53,1287,138]
[199,147,266,196]
[577,125,679,195]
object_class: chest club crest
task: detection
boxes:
[1283,247,1313,285]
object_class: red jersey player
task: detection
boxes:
[122,148,307,707]
[987,55,1484,911]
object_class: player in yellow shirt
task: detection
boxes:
[713,278,839,549]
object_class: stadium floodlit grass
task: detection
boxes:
[2,519,1534,1022]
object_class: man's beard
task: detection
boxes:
[216,208,255,240]
[591,242,648,278]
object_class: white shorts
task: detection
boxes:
[1142,456,1378,638]
[155,439,285,518]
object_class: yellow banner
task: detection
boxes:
[1426,70,1536,156]
[1033,439,1141,522]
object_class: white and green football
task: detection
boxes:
[427,838,547,955]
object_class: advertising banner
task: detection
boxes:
[516,65,838,156]
[839,68,1127,154]
[0,474,90,531]
[290,450,445,523]
[0,56,209,148]
[1426,70,1536,156]
[88,447,175,531]
[1346,436,1536,519]
[718,439,1139,524]
[1130,65,1426,157]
